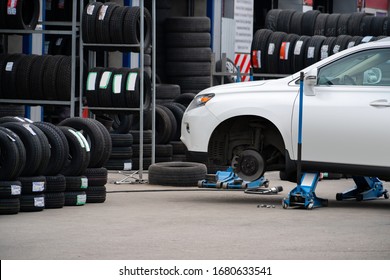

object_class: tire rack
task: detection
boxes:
[79,0,156,182]
[0,1,80,117]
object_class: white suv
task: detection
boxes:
[181,38,390,181]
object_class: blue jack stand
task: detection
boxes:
[282,172,328,210]
[198,167,276,192]
[336,176,389,201]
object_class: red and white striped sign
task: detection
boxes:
[234,53,251,81]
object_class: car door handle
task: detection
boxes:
[370,99,390,107]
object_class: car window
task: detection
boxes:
[317,48,390,86]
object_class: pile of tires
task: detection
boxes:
[85,67,151,110]
[265,10,390,37]
[251,10,390,76]
[0,54,82,101]
[0,0,40,30]
[82,2,151,52]
[164,17,212,94]
[0,116,111,215]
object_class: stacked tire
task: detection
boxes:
[0,54,82,101]
[0,0,40,30]
[105,132,134,171]
[82,2,151,52]
[164,17,212,93]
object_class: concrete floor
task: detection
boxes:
[1,171,389,260]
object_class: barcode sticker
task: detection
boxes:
[32,182,45,192]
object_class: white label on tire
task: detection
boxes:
[99,71,112,89]
[124,161,132,171]
[14,117,25,122]
[98,5,108,20]
[5,62,14,71]
[294,41,303,55]
[347,42,355,48]
[126,73,137,91]
[34,197,45,207]
[87,4,95,15]
[307,46,315,59]
[77,194,87,205]
[68,129,85,148]
[76,131,91,152]
[32,181,45,192]
[87,72,97,91]
[81,178,88,189]
[362,36,373,43]
[113,74,122,94]
[23,124,37,136]
[268,43,275,55]
[333,45,340,54]
[11,185,21,195]
[56,38,63,46]
[320,45,328,60]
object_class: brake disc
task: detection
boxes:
[231,150,265,181]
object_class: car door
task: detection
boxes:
[292,48,390,168]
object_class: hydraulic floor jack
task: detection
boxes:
[198,167,283,195]
[336,176,389,201]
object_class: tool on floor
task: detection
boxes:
[336,176,389,201]
[198,167,282,194]
[282,72,328,210]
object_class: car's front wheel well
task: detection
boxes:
[207,116,285,172]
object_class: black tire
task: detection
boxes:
[169,76,211,92]
[1,122,43,177]
[251,29,273,74]
[337,14,351,35]
[0,181,22,198]
[148,162,207,186]
[82,2,104,43]
[86,185,106,203]
[124,69,152,111]
[265,9,282,31]
[16,54,40,100]
[65,176,88,192]
[110,114,134,134]
[360,15,374,36]
[110,133,133,147]
[104,158,133,171]
[320,37,337,60]
[110,146,133,159]
[277,10,296,33]
[64,191,87,206]
[43,55,65,100]
[90,117,113,168]
[45,174,66,193]
[166,62,211,77]
[130,130,153,144]
[17,176,46,195]
[304,35,326,68]
[96,3,119,44]
[44,192,65,209]
[0,104,25,117]
[347,36,363,49]
[4,0,40,30]
[28,124,52,176]
[156,105,175,144]
[166,47,212,62]
[95,115,114,131]
[33,122,69,176]
[20,194,45,212]
[332,35,352,54]
[83,168,108,187]
[279,33,300,74]
[371,16,387,36]
[266,32,287,74]
[302,10,320,36]
[56,56,81,101]
[163,102,185,140]
[0,198,20,214]
[165,33,211,48]
[314,13,329,36]
[58,117,106,168]
[97,68,115,108]
[0,127,26,180]
[133,144,173,158]
[292,35,311,73]
[28,55,50,100]
[123,6,152,52]
[348,13,366,36]
[58,126,90,176]
[170,141,188,154]
[85,67,105,107]
[165,17,210,32]
[290,12,304,35]
[109,6,128,44]
[131,157,152,171]
[325,13,340,37]
[156,84,181,99]
[173,92,196,108]
[1,54,25,99]
[110,68,129,108]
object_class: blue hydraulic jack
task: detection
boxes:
[336,176,389,201]
[283,172,328,209]
[283,72,328,210]
[198,167,283,194]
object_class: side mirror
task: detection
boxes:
[363,67,382,85]
[304,68,318,96]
